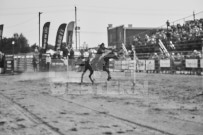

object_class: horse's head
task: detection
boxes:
[103,50,119,61]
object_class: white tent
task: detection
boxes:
[74,51,81,57]
[46,49,55,55]
[84,52,89,57]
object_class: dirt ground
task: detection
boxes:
[0,71,203,135]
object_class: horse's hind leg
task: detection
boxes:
[81,67,87,84]
[89,66,94,84]
[103,66,111,81]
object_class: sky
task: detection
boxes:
[1,0,203,49]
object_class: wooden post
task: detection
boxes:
[67,56,69,79]
[133,50,136,86]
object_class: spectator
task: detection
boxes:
[175,53,182,61]
[1,54,5,69]
[69,47,74,59]
[0,52,4,68]
[32,56,38,72]
[128,50,134,60]
[0,52,2,65]
[56,49,61,59]
[46,55,51,71]
[151,53,159,60]
[190,50,201,59]
[69,47,75,70]
[169,41,175,50]
[170,53,175,60]
[63,47,69,58]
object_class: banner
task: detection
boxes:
[185,59,198,68]
[121,60,128,70]
[4,55,14,73]
[137,60,145,70]
[114,60,122,70]
[128,60,136,70]
[146,60,155,70]
[160,59,170,67]
[55,23,67,51]
[109,60,114,69]
[42,22,50,50]
[0,24,3,41]
[201,59,203,68]
[66,21,75,48]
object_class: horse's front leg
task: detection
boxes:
[89,66,94,84]
[107,72,111,81]
[81,71,85,84]
[81,66,87,84]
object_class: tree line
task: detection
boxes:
[0,33,33,54]
[0,33,56,54]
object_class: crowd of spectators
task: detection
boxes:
[170,19,203,43]
[149,49,202,61]
[132,18,203,48]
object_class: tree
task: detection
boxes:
[1,33,31,54]
[17,33,30,53]
[30,43,38,52]
[1,37,14,54]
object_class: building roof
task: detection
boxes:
[107,24,159,30]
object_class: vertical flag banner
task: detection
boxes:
[55,23,67,51]
[42,22,50,50]
[66,21,75,47]
[0,25,3,41]
[66,21,75,48]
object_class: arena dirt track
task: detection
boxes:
[0,71,203,135]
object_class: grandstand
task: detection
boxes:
[133,18,203,59]
[107,13,203,60]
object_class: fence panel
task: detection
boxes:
[26,55,34,72]
[128,60,136,70]
[201,59,203,68]
[185,59,198,68]
[109,60,114,69]
[114,60,122,71]
[137,60,145,71]
[121,60,128,70]
[50,59,66,71]
[145,60,155,70]
[160,59,171,68]
[14,54,35,73]
[4,55,14,74]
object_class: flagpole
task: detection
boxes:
[75,6,77,50]
[39,12,42,48]
[133,50,136,85]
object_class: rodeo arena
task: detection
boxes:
[1,6,203,135]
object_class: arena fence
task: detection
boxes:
[50,59,67,72]
[4,55,14,74]
[1,53,203,76]
[109,59,203,75]
[14,54,66,73]
[14,54,36,73]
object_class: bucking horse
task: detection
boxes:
[79,50,119,84]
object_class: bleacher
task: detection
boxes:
[132,18,203,59]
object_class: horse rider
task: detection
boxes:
[91,43,108,69]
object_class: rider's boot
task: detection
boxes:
[107,76,111,81]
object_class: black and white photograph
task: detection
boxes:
[0,0,203,134]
